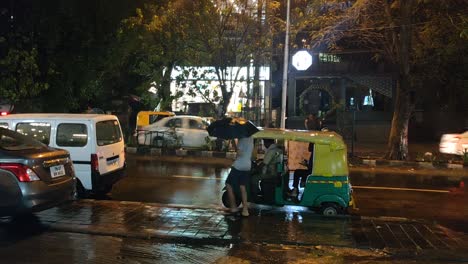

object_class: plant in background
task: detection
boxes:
[415,152,424,162]
[162,129,182,149]
[202,136,216,151]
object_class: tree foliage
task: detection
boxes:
[174,0,276,117]
[0,44,49,106]
[0,0,143,112]
[303,0,467,160]
[115,0,211,111]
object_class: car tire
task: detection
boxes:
[319,202,341,216]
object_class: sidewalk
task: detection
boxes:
[36,200,468,262]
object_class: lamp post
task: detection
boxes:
[280,0,291,129]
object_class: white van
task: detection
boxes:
[0,114,126,196]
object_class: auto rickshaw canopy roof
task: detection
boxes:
[252,128,346,151]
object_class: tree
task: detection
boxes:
[0,45,49,109]
[0,0,144,112]
[116,0,207,111]
[0,1,50,111]
[179,0,275,118]
[411,2,468,114]
[305,0,467,160]
[37,0,144,112]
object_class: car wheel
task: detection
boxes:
[319,203,341,216]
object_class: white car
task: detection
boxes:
[439,131,468,156]
[137,115,214,148]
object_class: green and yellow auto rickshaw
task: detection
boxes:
[221,128,354,216]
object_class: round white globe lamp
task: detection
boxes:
[292,50,313,71]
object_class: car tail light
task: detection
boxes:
[0,163,40,182]
[91,154,99,173]
[0,112,8,116]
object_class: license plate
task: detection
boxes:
[50,164,66,178]
[107,158,119,166]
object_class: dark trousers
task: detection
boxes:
[293,169,310,188]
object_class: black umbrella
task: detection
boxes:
[207,117,259,140]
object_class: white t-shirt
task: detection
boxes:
[262,143,283,175]
[232,137,254,171]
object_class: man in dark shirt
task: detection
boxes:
[304,114,321,130]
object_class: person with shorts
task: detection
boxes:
[225,136,254,217]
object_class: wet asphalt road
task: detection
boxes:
[110,155,468,233]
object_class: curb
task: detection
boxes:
[129,146,238,160]
[361,158,467,170]
[127,147,467,170]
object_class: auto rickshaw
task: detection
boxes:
[136,111,175,130]
[221,128,354,216]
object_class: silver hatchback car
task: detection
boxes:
[0,128,76,216]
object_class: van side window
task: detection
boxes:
[96,120,122,146]
[16,122,51,145]
[57,123,88,147]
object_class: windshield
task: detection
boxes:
[0,128,46,151]
[96,120,122,146]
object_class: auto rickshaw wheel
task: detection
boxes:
[222,191,241,208]
[319,203,341,216]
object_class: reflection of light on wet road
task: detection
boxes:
[353,186,449,193]
[172,175,224,180]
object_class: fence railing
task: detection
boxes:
[135,130,182,149]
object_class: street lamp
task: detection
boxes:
[280,0,291,129]
[292,50,313,71]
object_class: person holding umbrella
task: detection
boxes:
[207,117,259,217]
[226,136,254,216]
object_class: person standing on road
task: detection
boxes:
[225,136,254,217]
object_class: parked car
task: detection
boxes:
[0,114,126,196]
[439,131,468,156]
[137,115,215,148]
[136,111,175,131]
[0,127,76,216]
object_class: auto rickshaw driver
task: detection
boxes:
[250,138,284,196]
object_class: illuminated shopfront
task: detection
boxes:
[169,66,270,116]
